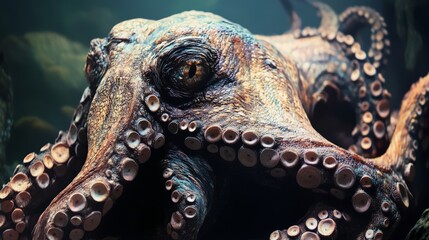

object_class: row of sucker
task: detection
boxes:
[268,167,407,240]
[130,82,409,239]
[395,77,429,183]
[348,59,390,158]
[338,6,390,70]
[290,2,391,158]
[146,95,213,239]
[316,28,391,158]
[33,92,166,239]
[0,87,92,240]
[163,164,205,240]
[151,91,408,239]
[270,206,345,240]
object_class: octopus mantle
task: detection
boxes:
[1,1,428,240]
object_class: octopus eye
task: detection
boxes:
[174,60,208,90]
[157,41,216,99]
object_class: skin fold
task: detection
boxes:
[0,1,428,239]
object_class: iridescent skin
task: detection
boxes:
[0,2,428,240]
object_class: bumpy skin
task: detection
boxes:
[0,2,428,240]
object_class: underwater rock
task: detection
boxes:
[406,208,429,240]
[2,31,87,92]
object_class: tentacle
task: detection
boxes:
[263,4,391,157]
[271,197,394,240]
[291,0,338,39]
[161,149,214,240]
[373,73,429,177]
[30,67,158,238]
[172,120,406,239]
[275,140,404,239]
[307,0,338,40]
[270,203,349,239]
[154,99,405,239]
[0,87,91,239]
[206,131,406,239]
[310,58,391,157]
[345,60,391,158]
[280,0,301,33]
[338,6,390,70]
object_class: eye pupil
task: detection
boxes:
[188,64,197,78]
[158,43,217,99]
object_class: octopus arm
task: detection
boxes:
[270,136,409,239]
[338,59,391,158]
[373,73,429,176]
[338,6,390,70]
[266,137,404,239]
[0,87,91,239]
[308,0,339,38]
[161,148,215,240]
[305,54,392,158]
[280,0,301,33]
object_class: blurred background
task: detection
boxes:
[0,0,428,189]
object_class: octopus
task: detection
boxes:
[0,1,428,239]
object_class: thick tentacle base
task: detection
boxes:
[162,149,214,240]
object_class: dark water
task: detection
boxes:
[0,0,429,239]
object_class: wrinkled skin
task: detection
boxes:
[0,1,428,240]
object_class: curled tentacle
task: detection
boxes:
[291,0,338,39]
[373,74,429,177]
[308,0,338,40]
[162,149,214,240]
[281,0,301,33]
[190,127,405,239]
[308,52,391,157]
[308,7,392,157]
[336,7,393,158]
[0,87,92,238]
[338,6,390,70]
[345,61,391,158]
[263,2,392,157]
[258,138,405,239]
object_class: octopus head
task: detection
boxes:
[82,10,313,165]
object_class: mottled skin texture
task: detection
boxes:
[0,2,428,240]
